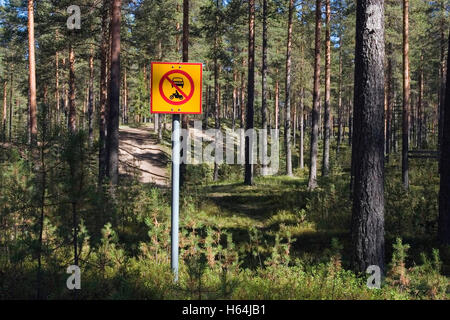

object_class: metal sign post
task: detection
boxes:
[150,62,202,282]
[171,114,180,282]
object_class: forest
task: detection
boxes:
[0,0,449,301]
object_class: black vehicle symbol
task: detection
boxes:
[169,77,185,100]
[170,90,184,100]
[171,77,184,88]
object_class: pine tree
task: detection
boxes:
[245,0,255,186]
[438,32,450,245]
[284,0,294,177]
[107,0,122,186]
[261,0,269,176]
[28,0,37,146]
[402,0,410,190]
[322,0,331,177]
[308,0,322,190]
[351,0,386,273]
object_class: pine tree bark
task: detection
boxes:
[240,70,245,162]
[402,0,410,189]
[63,57,69,122]
[261,0,268,176]
[2,81,6,142]
[275,77,279,131]
[284,0,294,177]
[293,95,297,148]
[439,32,450,245]
[68,44,76,133]
[385,47,392,162]
[9,67,13,142]
[213,5,220,182]
[438,1,446,172]
[322,0,331,176]
[299,87,304,169]
[28,0,37,146]
[337,36,343,154]
[232,71,237,130]
[99,0,109,184]
[180,0,189,187]
[418,54,424,148]
[107,0,121,186]
[124,66,128,124]
[88,48,94,146]
[241,69,245,130]
[299,43,305,168]
[348,99,352,146]
[55,52,60,124]
[351,0,385,274]
[245,0,255,185]
[308,0,322,190]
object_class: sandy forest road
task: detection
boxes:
[119,126,169,186]
[118,121,213,187]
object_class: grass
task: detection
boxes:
[1,124,449,299]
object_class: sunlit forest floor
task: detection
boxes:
[1,122,449,300]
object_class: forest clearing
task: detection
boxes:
[0,0,450,303]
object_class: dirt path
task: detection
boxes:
[119,126,169,186]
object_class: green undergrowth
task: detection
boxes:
[0,140,449,299]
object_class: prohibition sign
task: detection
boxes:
[159,70,195,106]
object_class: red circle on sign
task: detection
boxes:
[159,70,195,106]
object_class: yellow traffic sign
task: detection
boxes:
[151,62,203,114]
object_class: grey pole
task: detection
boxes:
[171,114,181,282]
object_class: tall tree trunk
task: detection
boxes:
[240,70,245,164]
[55,52,60,125]
[418,54,424,148]
[438,32,450,245]
[284,0,294,177]
[337,35,343,154]
[275,77,279,130]
[63,57,69,122]
[99,0,109,185]
[261,0,268,176]
[245,0,255,185]
[204,82,210,130]
[68,45,76,133]
[299,87,304,169]
[155,40,162,134]
[351,0,385,274]
[298,43,305,167]
[107,0,121,186]
[9,67,13,142]
[176,3,181,54]
[348,96,353,146]
[393,90,398,153]
[28,0,37,146]
[385,48,392,162]
[2,81,6,142]
[123,66,128,124]
[438,1,446,172]
[322,0,331,177]
[88,49,94,146]
[213,5,220,182]
[402,0,410,189]
[232,71,237,130]
[67,44,78,279]
[293,95,297,148]
[82,85,87,130]
[241,69,245,130]
[154,39,163,133]
[308,0,322,190]
[180,0,189,187]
